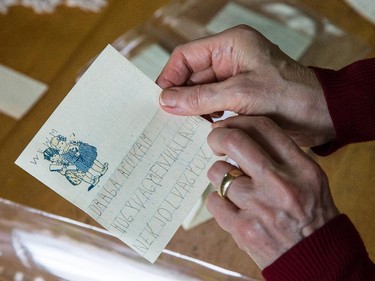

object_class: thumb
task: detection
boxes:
[159,77,248,116]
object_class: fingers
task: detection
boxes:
[159,74,252,116]
[208,121,278,178]
[207,160,254,209]
[156,25,271,89]
[205,190,239,233]
[206,190,275,270]
[156,33,235,89]
[156,25,278,117]
[156,45,212,88]
[211,116,307,166]
[206,116,311,206]
[159,82,228,116]
[205,117,339,269]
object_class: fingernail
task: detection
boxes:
[156,77,168,89]
[160,89,178,107]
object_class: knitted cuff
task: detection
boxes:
[310,59,375,156]
[262,214,373,281]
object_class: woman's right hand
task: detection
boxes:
[157,25,335,148]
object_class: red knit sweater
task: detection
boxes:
[262,58,375,281]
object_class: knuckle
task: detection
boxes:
[230,77,250,96]
[274,211,293,231]
[220,128,245,152]
[188,84,206,110]
[232,217,260,245]
[255,116,277,130]
[223,76,252,112]
[296,157,326,185]
[172,44,185,57]
[207,160,225,182]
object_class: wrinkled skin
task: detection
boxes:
[156,25,339,269]
[206,116,339,269]
[157,25,335,148]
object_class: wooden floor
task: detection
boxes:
[0,1,374,280]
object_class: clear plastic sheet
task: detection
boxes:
[81,0,371,80]
[149,0,370,69]
[0,198,258,281]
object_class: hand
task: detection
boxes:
[205,116,339,269]
[156,25,335,147]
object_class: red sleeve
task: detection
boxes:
[262,60,375,280]
[310,58,375,156]
[262,214,375,281]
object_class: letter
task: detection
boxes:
[156,153,173,171]
[88,198,109,217]
[124,193,146,211]
[186,163,200,177]
[170,182,189,199]
[30,154,39,165]
[133,238,149,254]
[124,200,140,212]
[183,120,196,133]
[197,147,212,163]
[129,145,143,161]
[149,163,167,180]
[182,170,196,185]
[164,196,180,211]
[152,213,167,227]
[145,223,159,239]
[138,231,155,247]
[97,192,113,205]
[111,221,127,234]
[178,130,194,142]
[163,147,178,162]
[141,178,157,192]
[100,186,116,200]
[117,164,132,179]
[191,157,206,171]
[140,133,152,148]
[110,172,126,186]
[147,216,165,235]
[120,208,134,223]
[111,208,134,234]
[108,179,122,191]
[171,139,186,151]
[138,186,153,200]
[144,173,162,187]
[42,137,51,148]
[111,216,130,234]
[123,154,137,169]
[49,129,59,137]
[89,203,102,217]
[102,185,118,198]
[121,203,140,220]
[136,134,152,154]
[156,207,173,222]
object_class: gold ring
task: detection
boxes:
[218,169,245,198]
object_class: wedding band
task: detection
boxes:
[218,169,245,198]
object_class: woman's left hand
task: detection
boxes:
[206,116,339,269]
